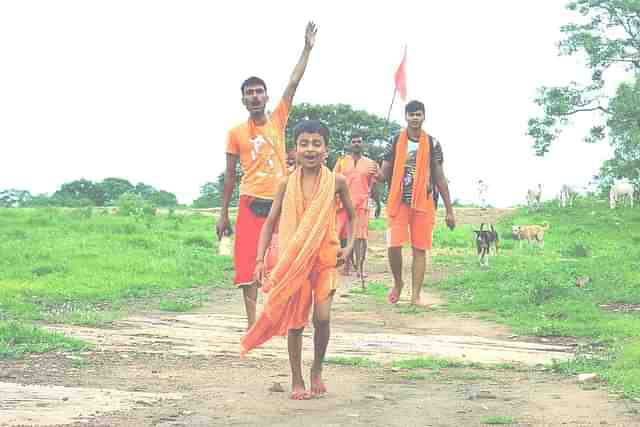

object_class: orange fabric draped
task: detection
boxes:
[386,129,432,217]
[240,166,338,355]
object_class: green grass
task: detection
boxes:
[392,356,466,370]
[325,356,380,368]
[0,208,231,356]
[158,299,201,312]
[349,281,388,301]
[0,321,90,358]
[368,218,387,231]
[481,415,516,425]
[432,199,640,398]
[400,371,434,380]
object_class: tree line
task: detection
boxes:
[1,177,178,208]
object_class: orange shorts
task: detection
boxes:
[337,208,369,240]
[386,203,435,250]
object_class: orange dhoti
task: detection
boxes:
[241,166,339,355]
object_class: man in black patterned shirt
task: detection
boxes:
[378,100,455,306]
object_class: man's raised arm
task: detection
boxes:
[281,21,317,109]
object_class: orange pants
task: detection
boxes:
[386,203,434,250]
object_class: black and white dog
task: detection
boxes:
[474,223,499,267]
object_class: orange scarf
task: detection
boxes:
[387,129,432,217]
[241,166,337,355]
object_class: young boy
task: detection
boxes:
[241,120,356,400]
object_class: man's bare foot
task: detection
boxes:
[290,383,311,400]
[388,282,403,304]
[310,369,327,396]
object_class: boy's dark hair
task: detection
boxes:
[405,100,425,114]
[293,120,330,145]
[241,76,267,95]
[350,131,362,139]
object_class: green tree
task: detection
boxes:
[192,172,240,208]
[0,189,32,207]
[133,182,158,199]
[52,179,104,206]
[528,1,640,192]
[286,103,401,168]
[192,181,220,208]
[99,178,134,205]
[527,1,640,167]
[149,190,178,207]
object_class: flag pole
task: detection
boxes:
[383,88,397,140]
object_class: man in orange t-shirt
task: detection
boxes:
[216,22,317,329]
[334,133,378,285]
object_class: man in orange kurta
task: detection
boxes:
[241,120,356,400]
[334,133,378,285]
[216,22,317,330]
[379,100,456,306]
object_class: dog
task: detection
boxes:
[512,222,549,248]
[474,223,499,267]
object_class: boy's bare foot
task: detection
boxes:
[310,369,327,396]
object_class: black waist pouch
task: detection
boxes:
[248,197,273,217]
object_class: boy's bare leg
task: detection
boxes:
[388,246,403,303]
[311,295,333,396]
[410,247,429,306]
[241,284,258,329]
[288,328,309,400]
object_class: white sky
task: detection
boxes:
[1,1,617,207]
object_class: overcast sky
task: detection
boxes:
[1,1,615,207]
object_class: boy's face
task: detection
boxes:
[405,109,425,130]
[242,84,268,114]
[296,132,327,169]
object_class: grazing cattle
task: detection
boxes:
[559,184,578,208]
[609,179,634,209]
[526,184,542,207]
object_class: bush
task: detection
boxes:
[116,193,157,218]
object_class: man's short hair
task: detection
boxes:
[293,120,330,145]
[350,131,362,140]
[405,100,425,114]
[241,76,267,95]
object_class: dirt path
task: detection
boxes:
[1,209,639,426]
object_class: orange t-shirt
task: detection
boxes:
[226,100,289,199]
[335,155,377,211]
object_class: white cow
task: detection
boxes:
[559,184,578,208]
[609,179,634,209]
[527,184,542,207]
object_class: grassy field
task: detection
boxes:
[429,199,640,398]
[0,208,229,356]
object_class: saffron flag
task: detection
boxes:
[394,46,407,101]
